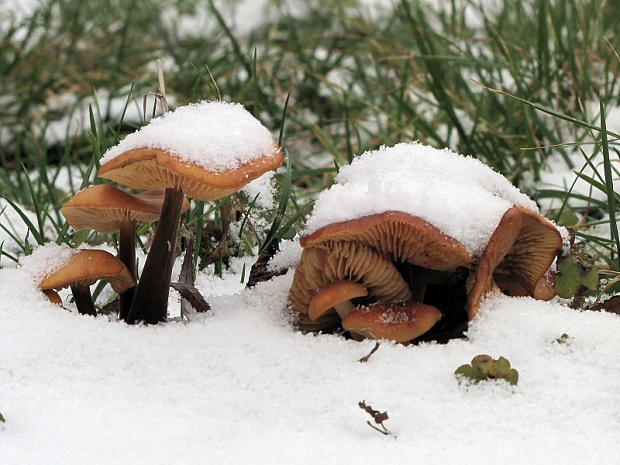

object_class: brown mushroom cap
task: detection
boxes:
[301,211,472,270]
[341,301,442,343]
[98,146,282,201]
[307,280,368,321]
[289,241,411,315]
[61,184,190,233]
[39,249,135,293]
[467,206,562,319]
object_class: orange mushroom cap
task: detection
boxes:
[98,146,282,201]
[308,280,368,321]
[97,101,282,200]
[61,184,190,233]
[39,249,135,294]
[341,301,442,343]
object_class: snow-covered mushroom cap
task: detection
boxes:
[304,142,539,257]
[38,249,135,294]
[98,100,282,200]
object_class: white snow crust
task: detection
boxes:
[100,101,277,172]
[2,259,620,464]
[304,142,541,256]
[17,243,77,283]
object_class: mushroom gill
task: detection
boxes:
[289,240,412,319]
[301,211,472,270]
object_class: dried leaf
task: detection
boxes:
[590,295,620,316]
[170,282,211,314]
[246,238,287,288]
[358,400,391,435]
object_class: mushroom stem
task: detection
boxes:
[118,220,137,320]
[333,301,356,320]
[70,283,97,316]
[125,187,185,324]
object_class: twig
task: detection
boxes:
[358,342,380,363]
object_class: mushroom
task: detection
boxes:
[341,302,442,343]
[289,212,471,337]
[60,184,190,319]
[308,280,368,321]
[98,101,282,324]
[39,249,135,316]
[467,206,563,319]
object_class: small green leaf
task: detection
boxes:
[456,355,518,385]
[555,255,599,299]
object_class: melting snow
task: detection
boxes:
[304,142,543,256]
[100,100,278,172]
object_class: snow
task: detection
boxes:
[100,100,278,172]
[16,242,76,283]
[304,142,542,256]
[3,1,620,463]
[2,259,620,464]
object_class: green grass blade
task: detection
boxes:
[599,100,620,268]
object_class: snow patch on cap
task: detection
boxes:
[304,142,540,256]
[18,243,77,284]
[100,101,277,172]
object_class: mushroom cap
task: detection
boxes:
[97,101,282,200]
[341,301,442,343]
[61,184,190,234]
[303,142,540,257]
[307,280,368,321]
[301,211,472,270]
[42,289,63,306]
[467,206,562,319]
[289,241,411,315]
[39,249,136,293]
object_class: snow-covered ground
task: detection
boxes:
[2,254,620,464]
[2,1,620,464]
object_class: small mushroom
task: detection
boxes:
[98,101,282,324]
[61,184,190,319]
[289,240,412,326]
[307,280,368,321]
[341,302,442,343]
[39,249,135,316]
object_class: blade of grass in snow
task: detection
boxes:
[261,149,291,254]
[599,100,620,268]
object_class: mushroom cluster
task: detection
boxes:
[289,142,564,343]
[59,100,282,323]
